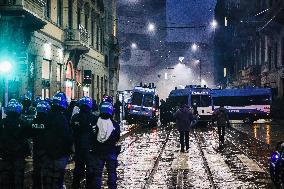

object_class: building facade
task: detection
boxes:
[214,0,284,99]
[0,0,119,105]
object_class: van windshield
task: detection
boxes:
[143,94,153,107]
[132,92,143,106]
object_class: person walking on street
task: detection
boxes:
[0,99,30,189]
[71,96,97,189]
[42,92,73,189]
[30,100,51,189]
[212,105,230,145]
[93,102,120,189]
[173,104,194,153]
[114,99,122,123]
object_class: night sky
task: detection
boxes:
[166,0,217,43]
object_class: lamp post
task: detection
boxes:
[0,60,12,107]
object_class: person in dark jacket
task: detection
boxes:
[93,102,120,189]
[113,99,122,123]
[71,96,97,189]
[31,100,51,189]
[20,95,36,126]
[212,105,230,144]
[0,99,30,189]
[42,92,73,189]
[173,104,194,153]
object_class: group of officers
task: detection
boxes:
[0,92,120,189]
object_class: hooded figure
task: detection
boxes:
[212,106,230,144]
[93,102,120,189]
[173,104,194,153]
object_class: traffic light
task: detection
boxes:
[83,70,92,85]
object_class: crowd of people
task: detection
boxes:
[0,92,121,189]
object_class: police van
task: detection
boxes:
[168,85,213,124]
[126,83,159,126]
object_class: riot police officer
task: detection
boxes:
[0,99,30,188]
[20,95,36,126]
[93,102,120,189]
[42,92,73,189]
[31,100,51,189]
[71,96,97,189]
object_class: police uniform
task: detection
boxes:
[0,100,30,189]
[30,111,49,188]
[71,111,97,188]
[42,92,73,189]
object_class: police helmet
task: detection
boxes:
[52,92,68,109]
[103,95,113,104]
[6,99,23,114]
[33,96,42,107]
[100,102,113,115]
[21,95,32,107]
[36,100,51,114]
[45,98,52,105]
[79,96,93,109]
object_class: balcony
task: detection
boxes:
[0,0,46,29]
[64,27,90,53]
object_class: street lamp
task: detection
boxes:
[147,22,156,33]
[211,19,218,29]
[131,43,137,49]
[191,43,198,52]
[0,60,12,73]
[0,60,12,108]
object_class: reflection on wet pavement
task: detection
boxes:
[23,121,278,188]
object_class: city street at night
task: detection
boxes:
[1,0,284,188]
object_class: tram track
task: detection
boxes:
[193,129,216,189]
[142,124,173,189]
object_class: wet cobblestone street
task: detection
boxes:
[23,121,280,188]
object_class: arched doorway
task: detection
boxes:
[65,61,74,101]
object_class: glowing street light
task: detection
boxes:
[0,60,12,108]
[211,19,218,29]
[147,22,156,32]
[191,43,198,52]
[0,60,12,73]
[131,43,137,49]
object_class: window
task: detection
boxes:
[42,60,51,79]
[100,19,104,52]
[57,0,63,27]
[105,78,108,94]
[92,74,95,99]
[132,92,143,106]
[101,77,104,97]
[168,96,188,108]
[56,64,62,82]
[213,95,270,106]
[275,42,278,69]
[45,0,51,19]
[97,75,99,89]
[68,0,73,28]
[77,8,81,29]
[85,13,89,31]
[143,94,153,107]
[105,55,108,67]
[191,95,211,107]
[268,46,272,70]
[96,23,99,50]
[91,16,95,46]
